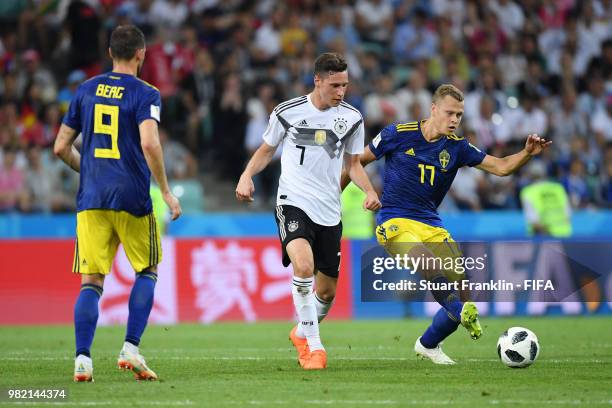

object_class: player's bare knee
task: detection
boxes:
[314,270,337,301]
[81,273,105,288]
[292,259,315,278]
[316,289,335,303]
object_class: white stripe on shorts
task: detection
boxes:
[276,205,286,241]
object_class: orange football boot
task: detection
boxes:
[289,325,310,367]
[302,350,327,370]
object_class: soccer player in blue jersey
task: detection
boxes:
[342,84,551,364]
[53,25,182,381]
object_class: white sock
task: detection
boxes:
[296,322,305,338]
[292,276,324,351]
[314,292,333,322]
[293,276,308,338]
[297,292,333,337]
[296,293,332,338]
[123,341,139,355]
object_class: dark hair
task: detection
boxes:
[314,52,347,77]
[110,25,145,61]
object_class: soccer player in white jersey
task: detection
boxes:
[236,53,381,370]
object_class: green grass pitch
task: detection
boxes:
[0,317,610,407]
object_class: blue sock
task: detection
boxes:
[430,276,463,320]
[74,284,103,357]
[420,307,460,348]
[125,270,157,346]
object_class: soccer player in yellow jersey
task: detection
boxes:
[342,84,551,364]
[54,25,181,381]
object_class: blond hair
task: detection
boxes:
[432,84,464,103]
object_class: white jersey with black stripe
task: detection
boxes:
[262,94,365,226]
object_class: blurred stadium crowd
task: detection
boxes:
[0,0,611,213]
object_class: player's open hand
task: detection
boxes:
[524,134,552,156]
[236,175,255,202]
[163,191,182,220]
[363,190,381,211]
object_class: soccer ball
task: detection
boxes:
[497,327,540,368]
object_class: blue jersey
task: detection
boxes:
[369,121,486,227]
[63,72,161,216]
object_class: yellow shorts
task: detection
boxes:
[375,217,462,280]
[73,210,161,275]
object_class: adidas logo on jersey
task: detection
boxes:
[296,119,308,127]
[405,148,415,156]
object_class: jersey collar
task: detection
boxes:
[419,120,445,144]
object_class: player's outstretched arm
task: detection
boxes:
[140,119,182,220]
[340,145,377,191]
[53,124,81,173]
[343,151,381,211]
[477,134,552,177]
[236,142,278,202]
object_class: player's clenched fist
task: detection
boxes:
[236,175,255,202]
[363,190,381,211]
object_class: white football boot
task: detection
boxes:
[414,337,456,365]
[74,354,94,382]
[117,343,158,381]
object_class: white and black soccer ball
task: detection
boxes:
[497,327,540,368]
